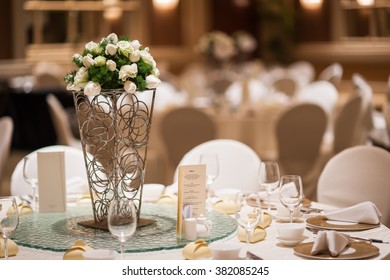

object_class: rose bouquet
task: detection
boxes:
[196,31,237,63]
[64,33,161,96]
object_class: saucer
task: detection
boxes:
[277,237,305,246]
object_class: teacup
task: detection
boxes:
[209,243,241,260]
[275,223,305,242]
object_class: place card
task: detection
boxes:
[37,151,66,213]
[176,164,206,236]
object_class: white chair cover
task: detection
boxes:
[317,145,390,227]
[172,139,261,193]
[10,145,89,198]
[318,63,343,89]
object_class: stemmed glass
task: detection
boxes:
[199,153,219,210]
[258,161,280,214]
[235,192,262,257]
[107,198,137,259]
[0,197,19,260]
[22,156,38,211]
[279,175,304,223]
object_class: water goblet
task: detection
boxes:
[199,153,219,210]
[0,197,19,260]
[258,161,280,214]
[22,156,38,211]
[107,198,137,259]
[279,175,304,223]
[234,192,262,257]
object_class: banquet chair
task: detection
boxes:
[331,95,363,154]
[351,73,374,145]
[46,94,82,149]
[172,139,261,193]
[288,60,315,85]
[317,145,390,228]
[10,145,89,198]
[275,103,328,200]
[318,62,343,89]
[225,78,269,109]
[0,116,13,184]
[294,81,339,117]
[159,107,217,181]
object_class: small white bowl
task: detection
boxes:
[277,237,305,246]
[275,223,305,241]
[209,243,242,260]
[82,249,119,260]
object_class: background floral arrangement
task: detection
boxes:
[64,33,161,96]
[196,30,257,63]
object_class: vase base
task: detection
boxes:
[77,217,156,231]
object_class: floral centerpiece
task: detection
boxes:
[64,33,161,96]
[195,31,237,64]
[64,33,160,229]
[232,30,257,59]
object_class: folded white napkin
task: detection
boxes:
[311,231,349,257]
[324,201,382,225]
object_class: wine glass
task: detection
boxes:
[22,156,38,211]
[107,198,137,259]
[234,192,262,257]
[199,153,219,210]
[258,161,280,214]
[0,197,19,260]
[279,175,304,223]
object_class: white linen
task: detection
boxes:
[311,230,349,257]
[324,201,382,225]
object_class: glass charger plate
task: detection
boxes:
[294,242,379,260]
[12,204,237,253]
[306,216,380,231]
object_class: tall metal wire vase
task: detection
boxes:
[72,89,156,230]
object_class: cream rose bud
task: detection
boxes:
[130,50,141,62]
[131,40,141,50]
[105,43,118,56]
[94,56,106,67]
[118,64,138,81]
[140,49,156,67]
[85,41,102,55]
[107,33,118,44]
[117,41,133,57]
[73,67,89,89]
[124,80,137,94]
[84,81,101,96]
[82,54,95,68]
[146,75,161,89]
[106,60,116,71]
[152,67,160,77]
[72,53,82,64]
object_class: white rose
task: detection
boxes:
[131,40,141,50]
[82,54,95,68]
[106,60,116,71]
[105,43,118,56]
[124,80,137,94]
[85,41,102,54]
[118,64,138,81]
[72,53,82,64]
[146,75,161,89]
[84,81,101,96]
[107,33,118,44]
[117,40,133,57]
[140,49,156,67]
[130,50,141,62]
[66,83,81,91]
[152,67,160,77]
[94,56,106,67]
[73,67,89,89]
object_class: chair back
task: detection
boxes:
[318,63,343,89]
[173,139,261,192]
[10,145,88,197]
[0,116,13,183]
[295,81,339,117]
[317,145,390,227]
[160,107,217,173]
[276,103,327,198]
[46,94,81,149]
[333,95,362,154]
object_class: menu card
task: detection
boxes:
[37,151,66,213]
[176,164,206,236]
